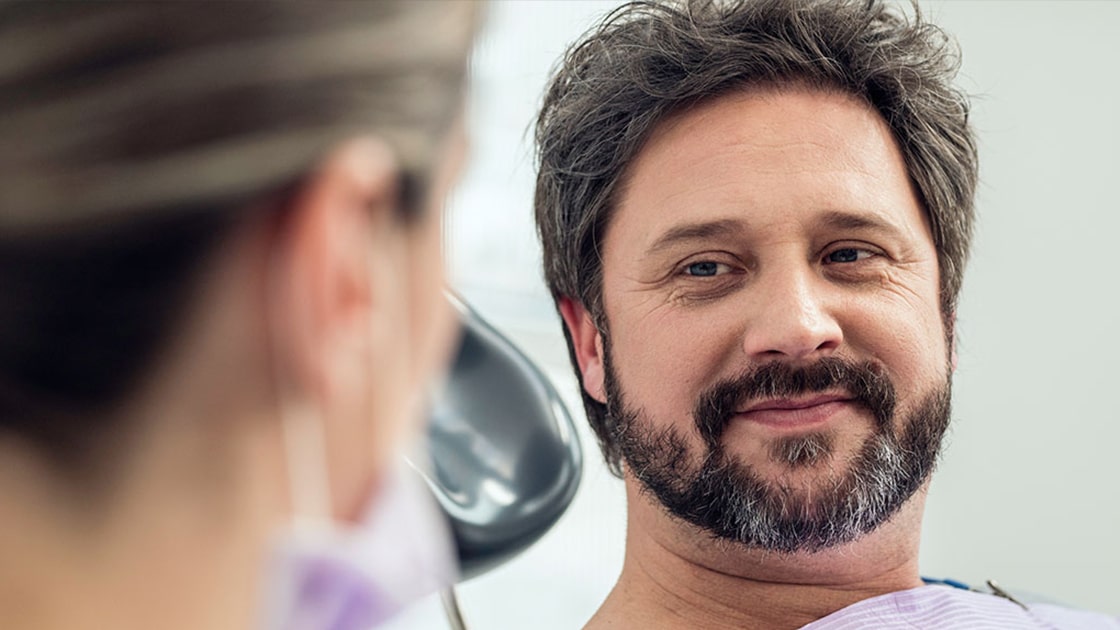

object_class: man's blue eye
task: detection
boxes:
[687,261,720,276]
[827,248,864,263]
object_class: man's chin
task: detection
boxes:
[766,431,837,468]
[633,426,934,553]
[721,430,849,484]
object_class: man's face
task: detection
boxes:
[587,88,953,551]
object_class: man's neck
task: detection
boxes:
[586,480,928,630]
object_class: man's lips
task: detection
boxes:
[734,394,855,429]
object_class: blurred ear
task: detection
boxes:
[271,138,400,405]
[559,297,606,404]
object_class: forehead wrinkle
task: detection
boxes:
[640,100,904,199]
[613,89,929,267]
[629,136,898,225]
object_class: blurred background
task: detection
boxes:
[389,1,1120,627]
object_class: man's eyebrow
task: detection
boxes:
[644,218,746,255]
[643,212,908,256]
[817,210,905,236]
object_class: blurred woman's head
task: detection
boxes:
[0,3,477,628]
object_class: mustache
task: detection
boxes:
[694,357,897,448]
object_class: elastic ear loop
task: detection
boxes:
[391,162,471,630]
[271,158,420,526]
[267,235,332,525]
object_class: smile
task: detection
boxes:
[734,395,855,430]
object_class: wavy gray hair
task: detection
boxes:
[534,0,977,475]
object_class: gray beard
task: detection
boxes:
[604,351,952,554]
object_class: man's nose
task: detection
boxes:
[740,268,843,361]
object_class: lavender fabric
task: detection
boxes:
[803,585,1120,629]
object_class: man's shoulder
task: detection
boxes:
[1031,601,1120,630]
[803,584,1120,630]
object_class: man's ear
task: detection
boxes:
[558,296,607,404]
[271,138,400,404]
[948,310,959,373]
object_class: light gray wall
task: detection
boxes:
[917,0,1120,614]
[387,1,1120,627]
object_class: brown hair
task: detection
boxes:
[534,0,977,475]
[0,2,477,478]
